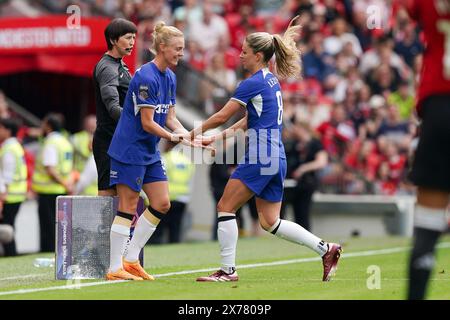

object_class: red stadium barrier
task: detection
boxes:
[0,16,136,76]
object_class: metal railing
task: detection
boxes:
[6,96,41,127]
[174,60,234,115]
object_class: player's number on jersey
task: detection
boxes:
[276,90,283,125]
[437,20,450,80]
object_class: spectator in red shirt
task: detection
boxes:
[344,139,381,183]
[317,103,356,160]
[205,35,241,70]
[373,161,397,195]
[382,140,407,185]
[184,39,206,71]
[226,4,263,50]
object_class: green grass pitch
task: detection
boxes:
[0,235,449,300]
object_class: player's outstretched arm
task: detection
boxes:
[197,112,248,146]
[218,112,248,140]
[163,107,213,152]
[189,99,243,140]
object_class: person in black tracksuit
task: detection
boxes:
[93,18,137,196]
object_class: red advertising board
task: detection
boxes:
[0,16,136,76]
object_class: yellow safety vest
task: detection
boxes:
[0,139,27,203]
[71,131,91,173]
[70,131,97,195]
[32,133,73,194]
[163,150,195,202]
[81,180,98,196]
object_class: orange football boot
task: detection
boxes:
[123,259,155,280]
[106,268,143,281]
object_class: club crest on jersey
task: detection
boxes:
[139,85,149,100]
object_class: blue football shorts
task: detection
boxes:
[231,157,287,202]
[109,158,167,192]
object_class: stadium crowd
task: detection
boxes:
[0,0,425,253]
[2,0,422,196]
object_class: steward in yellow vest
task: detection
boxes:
[70,115,98,195]
[0,118,27,256]
[31,113,73,252]
[0,138,27,203]
[150,143,195,244]
[32,132,74,195]
[163,149,195,203]
[71,130,91,173]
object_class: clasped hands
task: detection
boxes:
[170,131,217,155]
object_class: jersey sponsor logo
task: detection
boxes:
[155,104,170,114]
[139,85,149,100]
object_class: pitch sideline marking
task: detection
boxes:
[0,242,449,297]
[0,274,47,282]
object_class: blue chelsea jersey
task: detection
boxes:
[231,68,286,161]
[108,61,177,165]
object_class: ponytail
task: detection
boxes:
[245,16,302,79]
[272,16,302,78]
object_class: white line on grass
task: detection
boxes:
[0,242,449,297]
[0,274,48,281]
